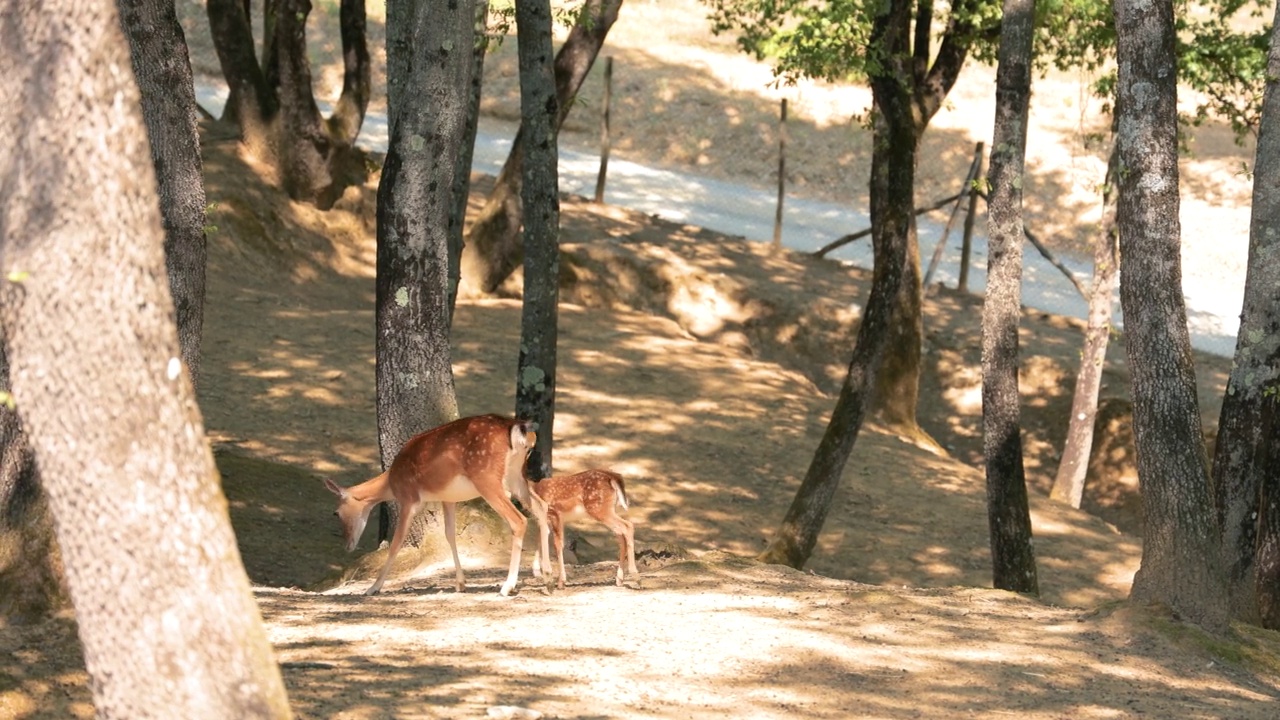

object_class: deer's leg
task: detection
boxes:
[550,510,568,590]
[442,501,465,592]
[478,486,528,596]
[527,493,553,582]
[601,511,638,585]
[368,498,418,595]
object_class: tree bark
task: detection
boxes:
[327,0,371,146]
[206,0,275,152]
[513,0,561,479]
[1114,0,1229,633]
[385,0,413,131]
[756,0,913,569]
[1255,392,1280,627]
[1215,2,1280,626]
[0,344,65,623]
[0,0,292,714]
[1051,142,1120,508]
[982,0,1038,596]
[275,0,337,206]
[375,0,472,541]
[866,0,978,438]
[461,0,623,294]
[118,0,209,390]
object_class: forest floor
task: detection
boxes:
[3,1,1280,718]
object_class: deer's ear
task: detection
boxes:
[323,478,347,499]
[510,422,534,450]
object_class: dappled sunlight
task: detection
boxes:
[244,572,1279,719]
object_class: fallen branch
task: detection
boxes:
[811,192,963,258]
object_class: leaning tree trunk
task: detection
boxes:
[756,2,914,569]
[1051,142,1120,508]
[375,0,473,543]
[461,0,623,294]
[513,0,562,480]
[982,0,1039,596]
[326,0,372,146]
[1214,3,1280,626]
[207,0,275,153]
[1114,0,1229,634]
[0,0,292,715]
[119,0,209,390]
[449,0,493,323]
[0,344,65,624]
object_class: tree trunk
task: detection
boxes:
[118,0,209,391]
[1114,0,1229,634]
[461,0,623,294]
[0,0,292,714]
[982,0,1038,596]
[864,0,977,439]
[513,0,561,480]
[1255,392,1280,628]
[208,0,366,207]
[385,0,412,131]
[0,345,66,624]
[1214,3,1280,625]
[449,0,492,322]
[327,0,371,146]
[1051,142,1120,508]
[756,2,914,569]
[375,0,472,541]
[275,0,337,206]
[206,0,275,152]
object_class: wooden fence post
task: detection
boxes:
[773,98,787,248]
[593,56,613,204]
[958,143,986,293]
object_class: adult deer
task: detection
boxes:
[324,414,543,596]
[529,469,639,589]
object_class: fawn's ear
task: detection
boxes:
[323,478,347,499]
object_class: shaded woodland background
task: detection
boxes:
[1,0,1278,718]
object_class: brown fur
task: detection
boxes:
[325,414,539,596]
[529,469,638,589]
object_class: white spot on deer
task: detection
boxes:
[166,357,182,381]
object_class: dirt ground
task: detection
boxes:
[2,1,1280,719]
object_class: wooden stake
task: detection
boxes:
[593,56,613,204]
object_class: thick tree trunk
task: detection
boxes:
[0,0,292,714]
[118,0,209,390]
[982,0,1038,596]
[327,0,371,146]
[207,0,275,152]
[1114,0,1229,634]
[757,2,913,570]
[375,0,472,542]
[1213,3,1280,626]
[461,0,623,294]
[513,0,561,479]
[1052,143,1120,508]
